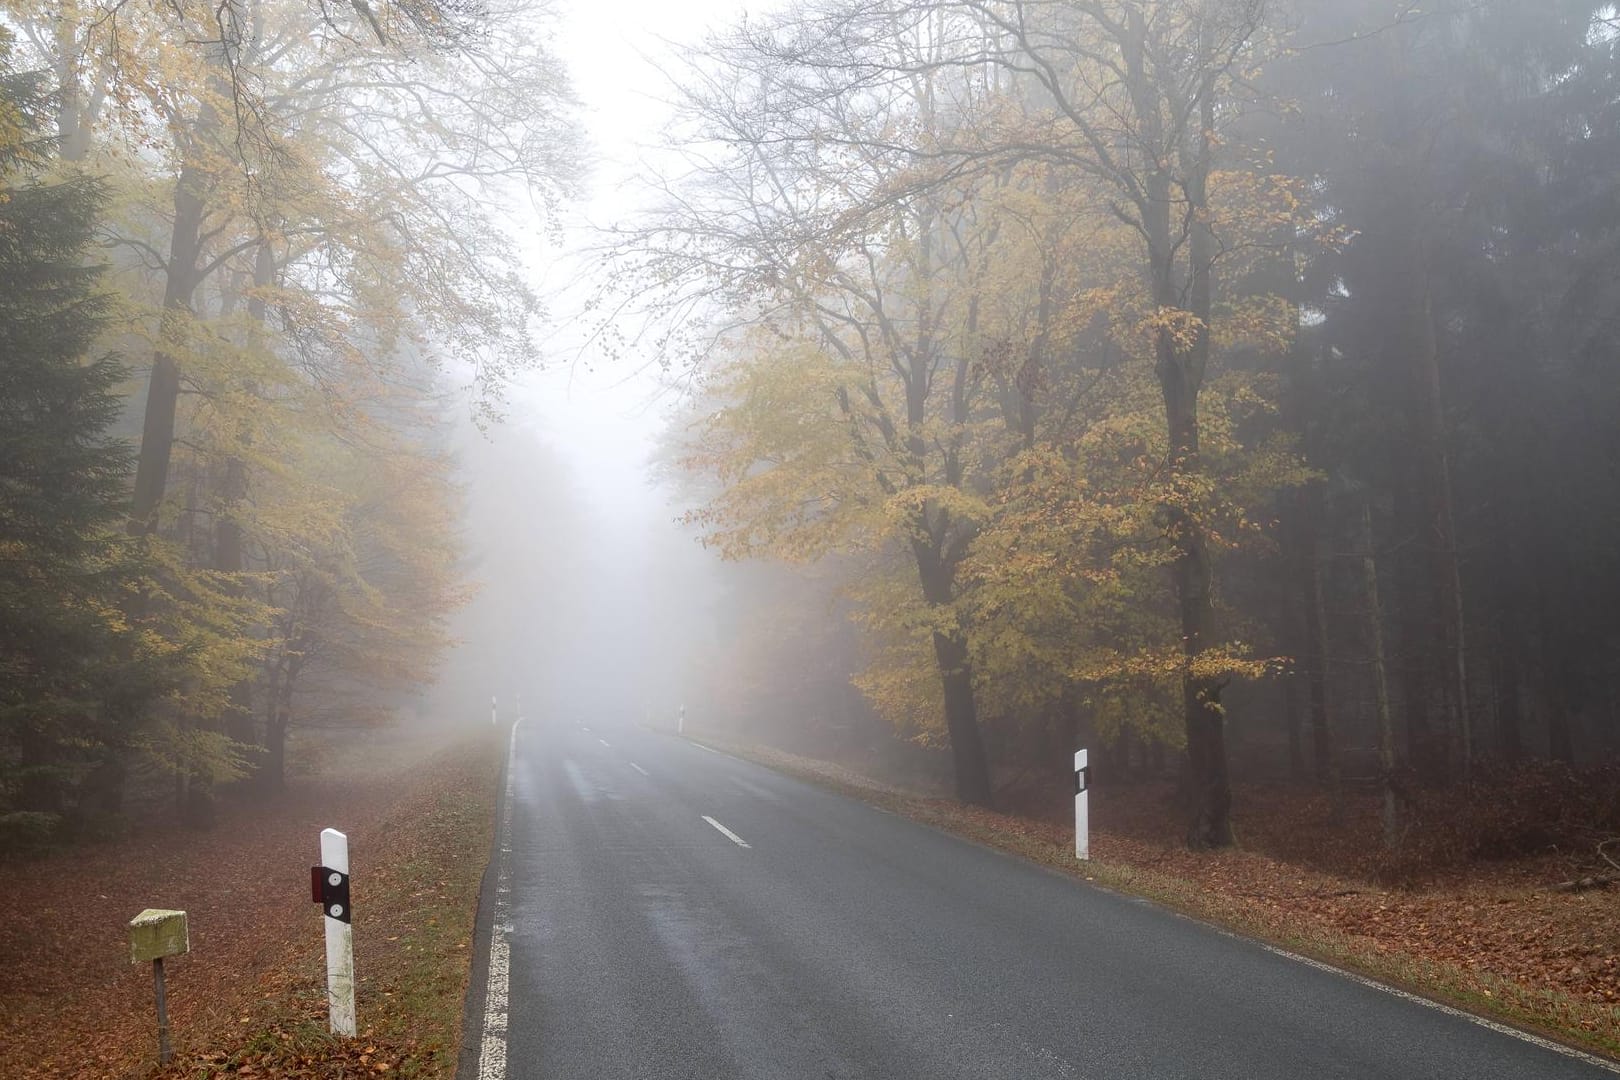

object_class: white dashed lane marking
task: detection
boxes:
[702,815,750,849]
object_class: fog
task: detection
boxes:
[6,0,1620,845]
[430,0,1620,820]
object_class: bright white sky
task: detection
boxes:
[510,0,753,512]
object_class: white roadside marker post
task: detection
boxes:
[491,695,498,727]
[128,908,189,1065]
[678,704,686,736]
[1074,748,1091,861]
[310,828,357,1036]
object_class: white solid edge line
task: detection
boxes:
[1250,939,1620,1074]
[476,719,519,1080]
[689,741,719,754]
[630,762,650,777]
[701,815,750,849]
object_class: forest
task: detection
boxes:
[3,0,1619,859]
[0,0,576,844]
[627,0,1620,849]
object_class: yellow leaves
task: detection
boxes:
[881,485,991,531]
[1141,305,1208,355]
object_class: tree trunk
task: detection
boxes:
[216,242,274,748]
[1361,501,1400,849]
[1494,637,1525,760]
[911,530,992,806]
[52,6,95,163]
[1404,256,1472,777]
[1296,486,1338,798]
[1393,482,1444,784]
[265,702,289,793]
[130,157,208,532]
[931,628,992,807]
[1283,660,1304,781]
[1168,77,1233,850]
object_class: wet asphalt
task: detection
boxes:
[494,717,1618,1080]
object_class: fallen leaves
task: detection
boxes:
[0,728,501,1080]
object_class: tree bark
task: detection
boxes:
[1296,486,1338,795]
[265,701,289,793]
[216,243,275,747]
[1283,660,1304,781]
[913,537,992,807]
[931,628,992,807]
[1163,67,1233,850]
[130,155,208,532]
[1361,501,1400,849]
[1494,636,1525,760]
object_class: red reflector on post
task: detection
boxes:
[311,865,323,903]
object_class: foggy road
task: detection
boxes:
[475,719,1617,1080]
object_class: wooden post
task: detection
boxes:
[129,908,189,1066]
[152,958,172,1064]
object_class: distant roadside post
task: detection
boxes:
[1074,749,1090,861]
[491,695,498,727]
[129,907,188,1065]
[310,828,357,1035]
[678,704,686,736]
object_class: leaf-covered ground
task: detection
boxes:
[0,727,501,1080]
[712,739,1620,1059]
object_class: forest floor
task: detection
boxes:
[0,724,503,1080]
[704,736,1620,1061]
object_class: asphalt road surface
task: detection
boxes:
[485,717,1618,1080]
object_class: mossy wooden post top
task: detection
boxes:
[129,908,189,964]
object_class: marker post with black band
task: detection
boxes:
[312,827,356,1035]
[1074,748,1090,861]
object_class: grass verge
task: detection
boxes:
[155,731,501,1079]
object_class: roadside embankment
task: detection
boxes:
[0,726,503,1080]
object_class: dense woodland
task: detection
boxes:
[630,0,1620,846]
[4,0,1619,856]
[0,0,576,847]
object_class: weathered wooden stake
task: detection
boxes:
[152,958,172,1064]
[129,908,188,1066]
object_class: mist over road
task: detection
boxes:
[489,719,1613,1080]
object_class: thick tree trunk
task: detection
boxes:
[912,533,992,807]
[52,7,95,163]
[931,629,992,807]
[130,158,207,532]
[216,243,274,748]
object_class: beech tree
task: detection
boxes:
[639,0,1309,842]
